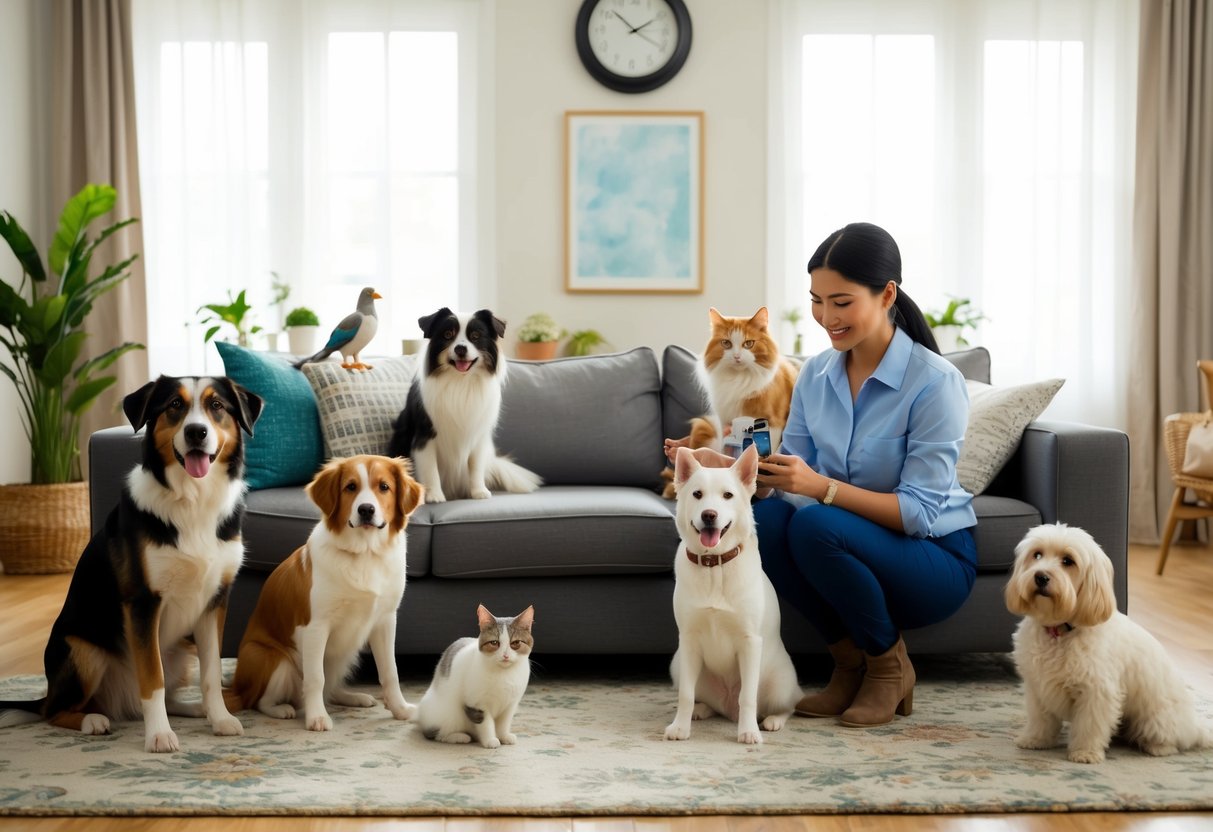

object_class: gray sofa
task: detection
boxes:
[87,345,1129,658]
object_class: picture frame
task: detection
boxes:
[565,110,704,294]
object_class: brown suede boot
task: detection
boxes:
[794,638,865,717]
[839,636,915,727]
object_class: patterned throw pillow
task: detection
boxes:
[301,355,420,458]
[958,378,1065,495]
[214,341,324,490]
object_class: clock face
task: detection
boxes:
[576,0,692,93]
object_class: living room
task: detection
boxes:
[1,0,1211,829]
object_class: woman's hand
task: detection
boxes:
[756,452,827,499]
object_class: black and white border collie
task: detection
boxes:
[0,376,262,753]
[387,308,541,503]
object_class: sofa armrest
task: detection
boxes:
[88,426,143,535]
[987,419,1130,610]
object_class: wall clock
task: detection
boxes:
[575,0,693,94]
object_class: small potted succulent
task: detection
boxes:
[516,312,563,361]
[284,306,321,356]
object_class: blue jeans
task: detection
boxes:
[753,498,977,655]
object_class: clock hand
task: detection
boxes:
[635,30,662,49]
[632,18,656,33]
[611,10,642,31]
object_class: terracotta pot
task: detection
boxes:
[0,481,90,574]
[516,341,559,361]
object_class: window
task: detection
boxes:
[770,0,1137,427]
[132,1,487,375]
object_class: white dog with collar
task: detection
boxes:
[665,445,802,744]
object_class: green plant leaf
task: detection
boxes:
[204,325,222,343]
[65,376,116,415]
[38,331,87,388]
[35,294,67,334]
[75,342,145,379]
[0,210,46,283]
[50,184,116,277]
[0,278,31,328]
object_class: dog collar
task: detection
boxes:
[686,545,741,568]
[1045,623,1075,639]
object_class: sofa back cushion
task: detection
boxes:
[496,348,664,488]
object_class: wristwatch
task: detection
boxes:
[822,479,839,506]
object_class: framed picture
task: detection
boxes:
[565,110,704,294]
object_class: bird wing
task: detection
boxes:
[323,312,364,351]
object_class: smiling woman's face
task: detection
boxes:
[809,267,895,353]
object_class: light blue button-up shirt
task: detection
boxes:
[781,327,976,538]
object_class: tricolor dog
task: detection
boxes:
[387,307,541,503]
[0,376,262,753]
[224,455,424,731]
[665,446,802,744]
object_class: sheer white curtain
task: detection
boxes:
[131,0,489,376]
[767,0,1138,428]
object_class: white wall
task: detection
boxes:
[0,0,49,485]
[493,0,770,356]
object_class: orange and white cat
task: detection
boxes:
[663,307,799,497]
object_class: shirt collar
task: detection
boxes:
[824,326,914,397]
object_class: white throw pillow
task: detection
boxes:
[957,378,1065,495]
[301,355,420,459]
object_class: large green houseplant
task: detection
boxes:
[0,184,144,485]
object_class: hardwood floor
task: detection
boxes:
[2,541,1211,831]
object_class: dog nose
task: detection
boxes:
[184,424,208,446]
[454,344,468,357]
[701,509,717,526]
[357,503,376,521]
[1034,572,1050,588]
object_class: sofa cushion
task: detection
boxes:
[214,342,324,490]
[301,355,420,458]
[496,349,664,488]
[242,487,433,578]
[970,494,1041,572]
[426,486,678,578]
[960,378,1064,495]
[660,345,712,442]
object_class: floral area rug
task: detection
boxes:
[1,655,1211,816]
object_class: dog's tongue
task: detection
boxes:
[455,359,473,373]
[699,528,722,549]
[184,451,211,479]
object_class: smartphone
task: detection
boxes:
[751,419,772,458]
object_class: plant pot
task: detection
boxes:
[516,341,559,361]
[931,324,964,354]
[0,481,90,574]
[287,325,320,357]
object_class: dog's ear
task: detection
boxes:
[391,457,424,531]
[476,604,496,630]
[473,309,507,339]
[748,307,770,331]
[418,308,455,338]
[674,446,700,489]
[734,444,759,493]
[123,379,161,431]
[306,458,345,529]
[1071,535,1117,627]
[225,379,263,437]
[1003,531,1037,616]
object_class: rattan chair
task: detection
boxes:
[1156,359,1213,575]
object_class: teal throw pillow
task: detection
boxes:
[215,341,324,490]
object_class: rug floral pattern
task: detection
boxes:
[1,656,1210,816]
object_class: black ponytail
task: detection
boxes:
[807,222,940,354]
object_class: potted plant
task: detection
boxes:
[516,312,563,360]
[565,328,610,357]
[284,306,321,356]
[197,290,261,348]
[924,296,987,353]
[782,307,805,354]
[0,184,144,572]
[265,271,291,350]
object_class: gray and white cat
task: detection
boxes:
[414,604,534,748]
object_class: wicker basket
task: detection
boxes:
[0,481,91,574]
[1163,411,1213,505]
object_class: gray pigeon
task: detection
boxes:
[294,287,382,370]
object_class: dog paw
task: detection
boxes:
[1015,733,1060,750]
[146,730,180,753]
[1067,747,1105,764]
[442,732,473,744]
[692,703,715,721]
[81,713,110,735]
[306,713,333,732]
[1140,741,1178,757]
[425,490,447,505]
[263,704,296,719]
[335,691,375,708]
[212,714,244,736]
[499,732,517,745]
[389,702,418,721]
[761,714,789,732]
[470,485,492,500]
[737,729,763,745]
[481,736,501,749]
[664,721,691,741]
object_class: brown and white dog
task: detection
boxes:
[0,376,263,753]
[225,455,424,731]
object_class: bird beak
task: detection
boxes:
[372,292,383,299]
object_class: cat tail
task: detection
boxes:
[488,456,542,494]
[0,699,44,728]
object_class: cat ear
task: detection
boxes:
[476,604,495,629]
[749,307,770,330]
[708,307,726,327]
[514,605,535,630]
[674,446,700,488]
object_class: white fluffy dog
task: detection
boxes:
[665,446,802,745]
[1005,523,1213,764]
